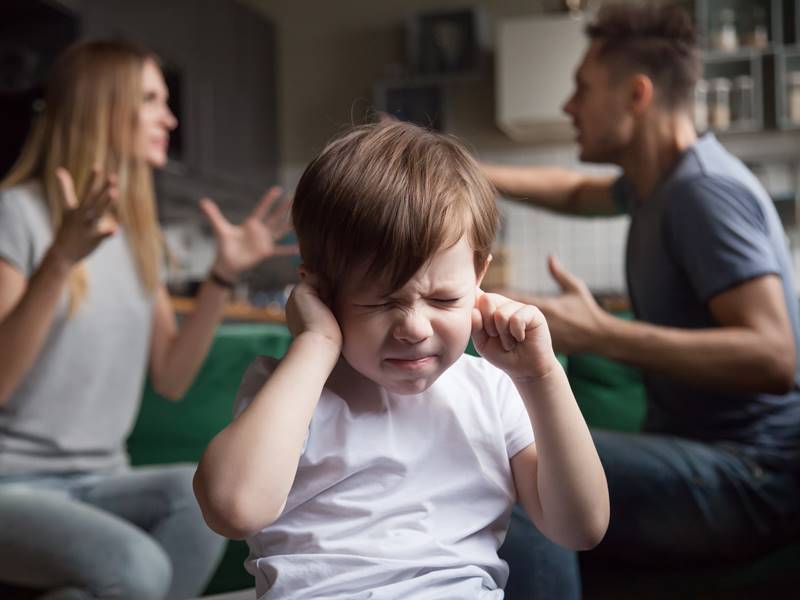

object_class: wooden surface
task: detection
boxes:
[170,296,285,323]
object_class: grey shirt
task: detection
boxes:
[0,181,155,475]
[613,134,800,469]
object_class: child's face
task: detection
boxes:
[334,236,485,395]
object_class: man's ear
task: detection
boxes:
[476,254,492,288]
[630,74,654,115]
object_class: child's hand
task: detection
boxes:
[285,274,342,351]
[471,289,560,381]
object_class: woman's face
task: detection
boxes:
[135,59,177,167]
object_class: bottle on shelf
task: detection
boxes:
[711,8,739,53]
[694,79,709,131]
[731,75,754,128]
[709,77,732,130]
[787,71,800,126]
[743,6,768,49]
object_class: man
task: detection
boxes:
[487,2,800,596]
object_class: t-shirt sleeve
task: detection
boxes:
[610,174,634,215]
[665,177,779,303]
[496,370,535,459]
[232,355,312,454]
[0,194,34,276]
[233,356,279,419]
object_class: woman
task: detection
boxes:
[0,40,293,599]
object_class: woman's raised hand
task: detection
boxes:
[51,167,118,265]
[200,186,298,281]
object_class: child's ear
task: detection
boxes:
[476,254,492,288]
[298,263,309,281]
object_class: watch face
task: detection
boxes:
[0,45,40,94]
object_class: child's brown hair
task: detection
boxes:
[292,121,498,294]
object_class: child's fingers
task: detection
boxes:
[509,304,538,342]
[471,308,488,352]
[492,299,523,351]
[476,292,499,339]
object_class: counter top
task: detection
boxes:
[170,296,286,323]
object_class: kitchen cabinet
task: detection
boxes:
[690,0,800,134]
[494,14,587,143]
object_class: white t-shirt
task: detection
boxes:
[234,353,535,600]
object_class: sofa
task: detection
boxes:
[127,319,800,598]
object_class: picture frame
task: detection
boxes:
[373,79,445,131]
[408,8,483,77]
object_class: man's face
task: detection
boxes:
[334,236,483,395]
[562,41,634,164]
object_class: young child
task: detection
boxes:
[193,121,609,599]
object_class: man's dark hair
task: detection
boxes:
[586,2,700,110]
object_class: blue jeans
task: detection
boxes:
[0,464,225,600]
[501,430,800,596]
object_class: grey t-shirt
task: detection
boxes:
[613,134,800,469]
[0,181,155,476]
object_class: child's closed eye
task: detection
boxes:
[355,302,394,310]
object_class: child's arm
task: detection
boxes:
[193,275,341,539]
[472,290,609,550]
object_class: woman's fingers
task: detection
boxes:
[199,198,228,237]
[55,167,79,210]
[252,186,284,221]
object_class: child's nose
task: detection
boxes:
[392,308,433,343]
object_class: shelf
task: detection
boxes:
[701,47,771,62]
[170,296,286,323]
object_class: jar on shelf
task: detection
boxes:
[693,79,709,132]
[787,71,800,126]
[709,77,732,130]
[711,8,738,53]
[731,75,754,128]
[743,6,768,49]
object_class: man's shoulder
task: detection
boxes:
[663,168,766,220]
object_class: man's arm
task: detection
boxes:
[596,275,795,394]
[531,257,796,395]
[479,163,620,216]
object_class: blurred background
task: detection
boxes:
[4,0,800,311]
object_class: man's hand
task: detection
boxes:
[522,256,610,355]
[471,289,560,382]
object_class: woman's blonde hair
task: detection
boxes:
[1,39,163,314]
[292,121,498,295]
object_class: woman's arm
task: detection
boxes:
[0,169,117,405]
[147,280,230,400]
[147,187,297,400]
[0,253,72,405]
